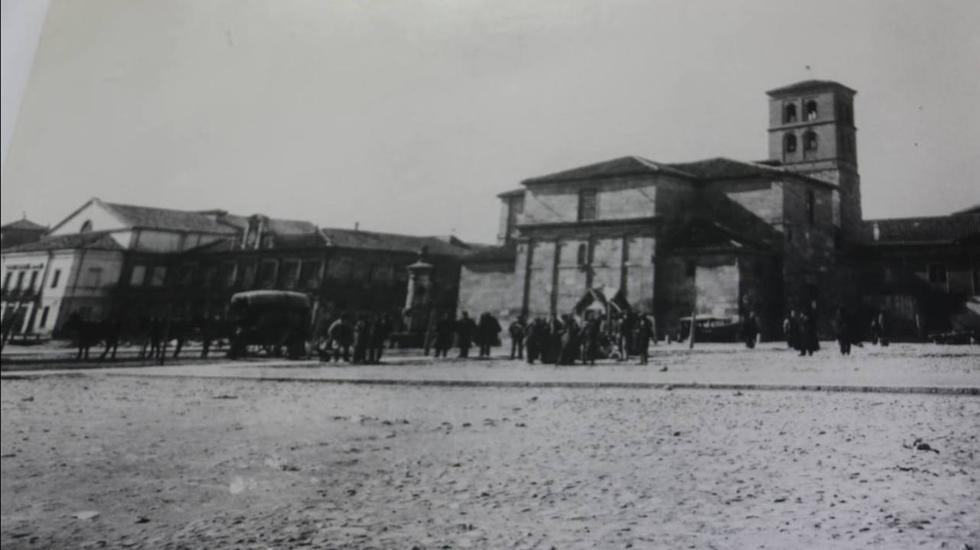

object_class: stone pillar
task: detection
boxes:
[403,260,434,333]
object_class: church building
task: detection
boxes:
[458,80,980,340]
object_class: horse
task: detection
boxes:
[62,313,121,361]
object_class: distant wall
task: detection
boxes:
[458,261,519,322]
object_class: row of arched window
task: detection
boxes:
[783,100,819,123]
[784,131,818,154]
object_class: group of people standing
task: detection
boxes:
[319,313,394,364]
[424,311,503,359]
[783,308,821,356]
[784,306,891,356]
[503,311,656,366]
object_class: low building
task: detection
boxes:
[852,210,980,337]
[1,198,479,340]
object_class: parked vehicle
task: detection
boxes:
[227,290,311,359]
[929,330,978,345]
[678,315,740,343]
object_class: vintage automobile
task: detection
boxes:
[928,329,978,345]
[227,290,312,359]
[677,315,741,343]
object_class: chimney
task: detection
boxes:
[354,222,360,231]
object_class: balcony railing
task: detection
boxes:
[0,287,38,301]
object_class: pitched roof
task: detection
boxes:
[766,80,856,96]
[265,218,319,235]
[497,188,525,198]
[319,227,473,257]
[953,204,980,216]
[214,213,319,236]
[862,214,980,245]
[520,155,835,189]
[1,218,47,231]
[104,202,238,234]
[667,157,836,188]
[2,231,123,253]
[522,156,695,185]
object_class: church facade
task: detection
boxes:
[459,80,980,340]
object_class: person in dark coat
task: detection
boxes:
[635,315,654,365]
[558,314,579,365]
[477,312,501,358]
[582,314,602,366]
[456,311,476,358]
[525,318,544,364]
[783,310,799,351]
[872,311,889,347]
[619,312,636,360]
[369,315,391,363]
[798,308,819,356]
[833,307,851,356]
[741,312,759,349]
[434,312,455,358]
[509,316,526,360]
[545,315,564,364]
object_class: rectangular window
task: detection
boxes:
[329,257,354,281]
[578,189,597,221]
[299,260,323,289]
[2,272,11,290]
[806,190,816,224]
[258,261,277,288]
[928,264,947,284]
[372,263,394,283]
[219,262,238,288]
[177,264,195,287]
[506,196,525,238]
[150,266,167,287]
[129,265,147,286]
[50,269,61,288]
[15,271,25,289]
[39,306,50,328]
[240,262,258,288]
[28,270,39,290]
[279,260,300,289]
[84,267,104,288]
[202,265,218,288]
[351,261,370,282]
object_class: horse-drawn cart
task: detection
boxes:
[227,290,312,359]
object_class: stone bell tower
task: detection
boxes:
[767,80,862,238]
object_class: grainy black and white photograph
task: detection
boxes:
[1,1,979,548]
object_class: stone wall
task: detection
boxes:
[779,179,839,334]
[525,240,556,318]
[521,175,694,225]
[457,261,520,322]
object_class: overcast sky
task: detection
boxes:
[2,0,978,242]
